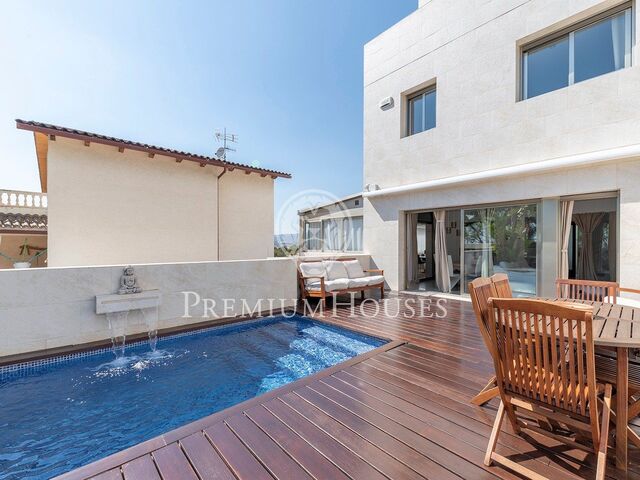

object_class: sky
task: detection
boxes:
[0,0,416,234]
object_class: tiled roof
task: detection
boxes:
[16,120,291,179]
[0,213,48,232]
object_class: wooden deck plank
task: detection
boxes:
[279,390,433,480]
[224,413,313,480]
[244,404,351,480]
[263,397,388,480]
[121,455,160,480]
[180,433,236,480]
[57,294,640,480]
[151,442,199,480]
[289,386,461,480]
[323,371,586,480]
[307,377,506,480]
[88,469,123,480]
[205,422,273,480]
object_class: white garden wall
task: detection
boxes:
[0,258,297,358]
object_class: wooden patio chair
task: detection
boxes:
[556,280,640,422]
[485,298,613,480]
[556,278,618,304]
[490,273,513,298]
[468,277,501,406]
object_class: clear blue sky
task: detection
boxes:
[0,0,416,234]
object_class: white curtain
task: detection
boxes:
[406,213,419,287]
[479,208,494,277]
[608,212,616,280]
[559,200,574,280]
[434,210,451,293]
[323,219,340,251]
[574,212,605,280]
[611,13,625,70]
[344,217,363,251]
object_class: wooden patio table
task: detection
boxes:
[547,299,640,472]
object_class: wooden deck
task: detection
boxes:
[58,294,640,480]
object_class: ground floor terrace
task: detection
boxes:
[58,293,640,480]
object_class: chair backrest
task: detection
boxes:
[490,273,513,298]
[468,277,498,350]
[556,278,618,304]
[488,298,598,420]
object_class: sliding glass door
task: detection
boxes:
[463,203,538,296]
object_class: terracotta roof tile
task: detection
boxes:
[0,213,48,232]
[16,120,291,179]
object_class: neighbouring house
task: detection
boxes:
[0,189,48,268]
[363,1,640,296]
[298,193,363,254]
[15,120,291,267]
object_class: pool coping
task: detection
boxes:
[54,337,404,480]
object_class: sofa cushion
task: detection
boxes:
[343,260,365,278]
[299,262,326,279]
[307,278,349,292]
[366,275,385,286]
[324,260,349,281]
[348,277,370,289]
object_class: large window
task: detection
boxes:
[303,217,363,252]
[322,219,341,251]
[304,222,321,251]
[522,7,631,100]
[344,217,363,252]
[407,87,436,135]
[464,204,538,296]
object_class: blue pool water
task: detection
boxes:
[0,316,385,480]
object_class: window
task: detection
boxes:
[304,222,321,251]
[522,6,631,100]
[407,87,436,135]
[464,204,538,296]
[303,217,363,252]
[322,219,341,251]
[344,217,363,252]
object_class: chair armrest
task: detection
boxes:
[300,275,325,281]
[364,269,384,275]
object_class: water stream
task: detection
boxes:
[143,306,160,353]
[106,311,128,359]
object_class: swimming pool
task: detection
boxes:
[0,315,385,480]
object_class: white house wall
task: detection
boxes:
[46,138,277,266]
[363,0,640,293]
[218,171,275,260]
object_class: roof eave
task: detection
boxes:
[16,120,292,179]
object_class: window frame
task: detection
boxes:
[343,216,364,252]
[303,221,322,252]
[407,86,437,136]
[520,4,632,101]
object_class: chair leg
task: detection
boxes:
[485,400,505,466]
[361,290,365,300]
[471,376,499,406]
[596,384,612,480]
[380,285,384,299]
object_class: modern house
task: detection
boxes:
[15,120,290,267]
[363,0,640,297]
[298,193,364,254]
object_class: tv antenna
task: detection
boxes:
[214,128,238,160]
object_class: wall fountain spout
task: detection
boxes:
[96,266,162,358]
